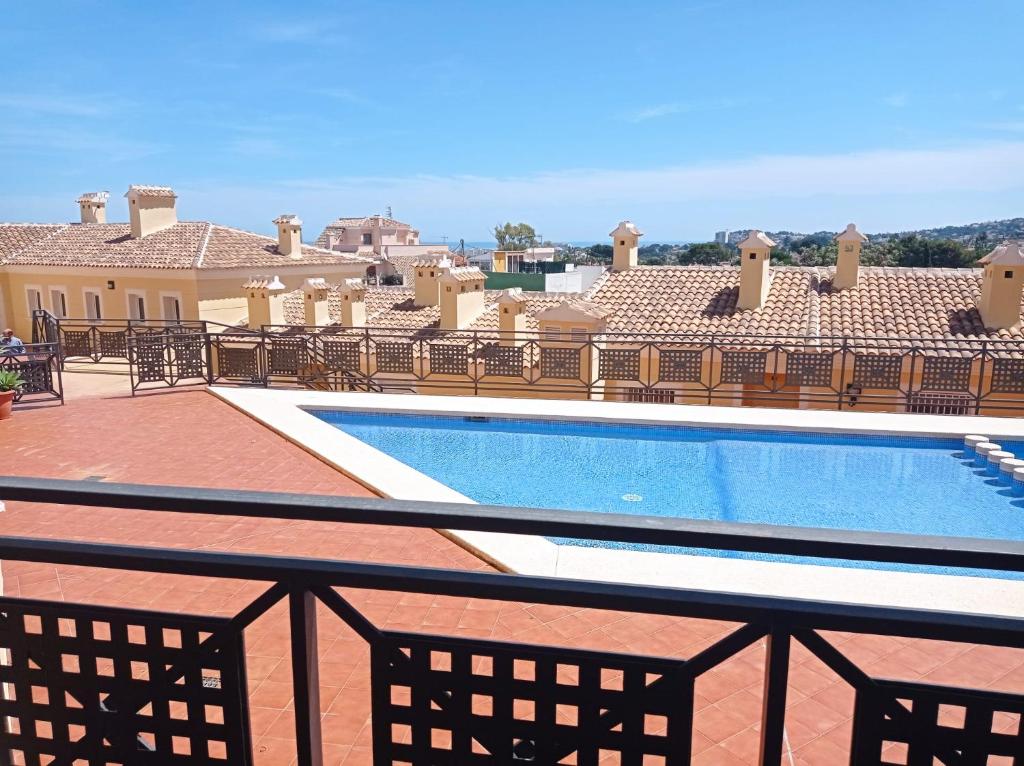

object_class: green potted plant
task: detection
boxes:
[0,370,24,420]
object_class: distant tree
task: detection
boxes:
[680,242,732,265]
[493,222,538,251]
[889,236,973,268]
[380,273,403,286]
[586,244,613,263]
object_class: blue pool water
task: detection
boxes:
[313,410,1024,578]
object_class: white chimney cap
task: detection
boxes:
[610,220,643,237]
[737,230,777,249]
[834,223,868,243]
[980,241,1024,266]
[77,191,110,204]
[273,214,303,226]
[124,185,176,198]
[267,275,286,291]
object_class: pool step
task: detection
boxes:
[964,435,1024,493]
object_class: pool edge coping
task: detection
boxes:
[208,387,1024,619]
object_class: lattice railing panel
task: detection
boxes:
[539,346,582,380]
[429,343,469,376]
[598,348,642,381]
[371,632,692,765]
[171,335,207,380]
[61,330,92,358]
[320,339,362,370]
[991,358,1024,394]
[852,354,904,390]
[0,597,252,765]
[658,349,703,383]
[482,345,525,377]
[720,350,767,385]
[134,337,169,383]
[850,679,1024,766]
[267,337,309,376]
[375,342,415,374]
[98,330,128,359]
[920,356,973,392]
[786,352,834,388]
[215,345,260,381]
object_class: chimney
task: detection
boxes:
[77,191,109,224]
[302,278,328,326]
[833,223,868,289]
[978,242,1024,330]
[243,275,285,330]
[125,185,177,238]
[339,278,367,327]
[413,255,450,307]
[736,230,776,310]
[609,220,643,271]
[274,214,303,258]
[438,267,487,330]
[496,288,528,345]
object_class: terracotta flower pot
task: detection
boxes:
[0,390,14,420]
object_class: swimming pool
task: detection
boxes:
[313,409,1024,577]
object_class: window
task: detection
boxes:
[84,290,102,321]
[570,327,589,342]
[25,287,42,316]
[1006,270,1014,279]
[49,288,68,318]
[626,387,676,404]
[543,326,561,341]
[907,393,972,415]
[361,233,372,245]
[749,253,757,260]
[161,294,182,321]
[127,292,146,321]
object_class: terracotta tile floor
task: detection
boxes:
[2,388,1023,765]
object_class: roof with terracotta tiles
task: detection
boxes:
[313,215,414,247]
[815,266,1024,342]
[586,266,816,336]
[0,224,66,262]
[267,260,1024,348]
[0,222,373,270]
[124,185,176,198]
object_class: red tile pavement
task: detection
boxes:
[1,389,1023,765]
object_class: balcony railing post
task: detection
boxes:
[758,626,791,765]
[289,586,323,766]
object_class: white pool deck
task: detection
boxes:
[210,387,1024,619]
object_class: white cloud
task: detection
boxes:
[627,103,686,122]
[982,121,1024,133]
[247,19,338,43]
[882,93,908,108]
[227,137,287,157]
[0,93,111,117]
[625,98,741,123]
[173,141,1024,240]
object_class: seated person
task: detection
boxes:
[1,329,25,355]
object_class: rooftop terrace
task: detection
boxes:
[1,384,1023,764]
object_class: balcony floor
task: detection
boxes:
[1,389,1023,765]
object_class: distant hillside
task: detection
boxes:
[731,218,1024,247]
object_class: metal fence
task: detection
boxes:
[0,476,1022,765]
[2,342,64,406]
[33,310,1024,414]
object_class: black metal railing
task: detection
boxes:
[1,342,63,406]
[34,309,1024,414]
[0,476,1022,764]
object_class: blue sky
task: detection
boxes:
[1,0,1023,243]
